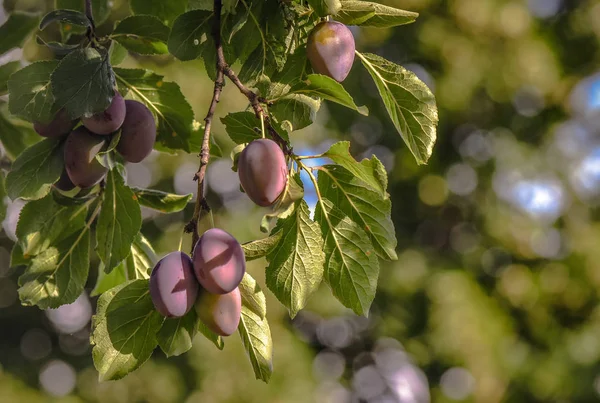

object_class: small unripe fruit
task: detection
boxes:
[307,21,355,82]
[238,139,287,207]
[64,127,108,188]
[192,228,245,294]
[150,251,199,318]
[54,169,76,192]
[33,109,77,138]
[116,100,156,163]
[195,287,241,336]
[82,92,126,135]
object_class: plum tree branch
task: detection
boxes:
[84,0,96,37]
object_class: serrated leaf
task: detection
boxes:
[289,74,368,115]
[5,138,63,200]
[270,94,320,133]
[40,9,90,30]
[318,164,396,260]
[198,320,224,350]
[109,41,127,66]
[314,198,379,316]
[51,48,115,119]
[0,110,40,161]
[133,188,192,213]
[55,0,111,26]
[336,0,418,28]
[238,274,273,382]
[91,279,163,381]
[357,52,438,165]
[16,194,89,256]
[130,0,188,26]
[0,61,20,95]
[114,68,197,153]
[323,141,387,197]
[220,112,261,144]
[0,11,39,54]
[242,231,283,262]
[96,170,142,272]
[307,0,341,17]
[167,10,213,61]
[113,15,170,55]
[8,60,59,123]
[18,224,90,309]
[266,200,324,318]
[158,310,198,357]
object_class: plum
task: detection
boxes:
[150,251,199,318]
[195,287,241,336]
[116,100,156,163]
[82,92,126,135]
[192,228,246,294]
[63,127,108,188]
[54,169,76,192]
[238,139,287,207]
[33,109,77,138]
[307,21,355,82]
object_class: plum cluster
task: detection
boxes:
[34,92,157,190]
[150,228,246,336]
[307,21,356,83]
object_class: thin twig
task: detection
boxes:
[84,0,96,38]
[184,0,225,251]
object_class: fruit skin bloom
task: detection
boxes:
[150,251,199,318]
[307,21,356,82]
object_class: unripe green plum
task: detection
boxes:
[238,139,287,207]
[192,228,246,294]
[64,127,108,188]
[150,251,199,318]
[307,21,355,82]
[116,100,156,163]
[194,287,241,336]
[82,92,126,135]
[33,109,77,138]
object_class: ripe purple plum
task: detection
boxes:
[238,139,287,207]
[64,127,108,188]
[150,251,199,318]
[33,109,77,138]
[307,21,356,82]
[195,287,241,336]
[192,228,246,294]
[116,100,156,163]
[54,169,76,192]
[82,92,126,135]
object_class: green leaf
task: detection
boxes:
[307,0,341,17]
[8,60,59,123]
[18,223,90,309]
[51,48,115,119]
[36,36,80,56]
[91,279,163,381]
[133,188,192,213]
[242,231,283,262]
[129,234,157,276]
[289,74,368,115]
[11,243,30,267]
[357,52,438,165]
[55,0,111,26]
[16,194,89,256]
[114,68,197,153]
[336,0,418,28]
[91,261,126,297]
[314,198,379,316]
[270,94,320,133]
[238,273,273,383]
[40,9,90,30]
[167,10,213,61]
[0,11,39,54]
[220,112,261,144]
[130,0,188,26]
[323,141,387,197]
[259,47,310,100]
[112,15,170,55]
[5,138,63,200]
[96,170,142,272]
[198,320,224,350]
[318,164,396,260]
[0,61,20,95]
[109,41,127,66]
[266,200,324,318]
[158,310,198,357]
[0,174,6,223]
[0,110,40,161]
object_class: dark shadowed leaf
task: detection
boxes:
[130,0,187,26]
[0,11,39,54]
[113,15,170,55]
[8,61,59,123]
[158,310,198,357]
[133,188,192,212]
